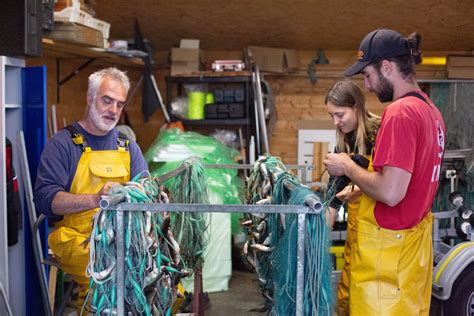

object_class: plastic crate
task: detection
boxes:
[90,18,110,40]
[54,7,110,39]
[229,103,244,118]
[204,104,218,118]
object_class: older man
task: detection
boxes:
[34,67,148,309]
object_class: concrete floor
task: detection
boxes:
[206,270,266,316]
[63,270,266,316]
[63,267,340,315]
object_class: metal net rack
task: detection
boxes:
[100,164,322,316]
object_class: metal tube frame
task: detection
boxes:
[107,163,315,316]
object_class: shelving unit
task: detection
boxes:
[165,71,255,160]
[1,56,48,316]
[0,56,26,316]
[42,38,144,68]
[41,38,145,103]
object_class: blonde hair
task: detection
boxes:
[325,80,380,155]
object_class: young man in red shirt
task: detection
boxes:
[324,29,445,315]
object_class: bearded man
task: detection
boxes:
[34,67,148,310]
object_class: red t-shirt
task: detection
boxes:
[372,91,446,229]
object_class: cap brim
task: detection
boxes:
[343,60,371,77]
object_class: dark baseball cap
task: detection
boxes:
[344,29,410,77]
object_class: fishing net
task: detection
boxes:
[244,154,334,315]
[170,157,210,272]
[87,175,184,316]
[145,128,244,292]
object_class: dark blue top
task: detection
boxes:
[33,122,148,220]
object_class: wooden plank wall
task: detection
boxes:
[26,49,452,164]
[263,50,447,163]
[26,56,168,153]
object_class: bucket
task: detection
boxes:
[188,91,206,119]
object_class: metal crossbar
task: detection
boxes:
[100,163,317,316]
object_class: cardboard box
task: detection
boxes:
[180,39,200,49]
[248,46,299,73]
[446,55,474,79]
[171,47,201,75]
[171,47,199,61]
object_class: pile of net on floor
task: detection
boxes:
[243,154,334,315]
[86,158,209,315]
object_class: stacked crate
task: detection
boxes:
[50,0,110,48]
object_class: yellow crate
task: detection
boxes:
[329,246,345,271]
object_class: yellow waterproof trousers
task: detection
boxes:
[48,147,130,309]
[336,200,358,316]
[349,194,433,315]
[337,155,373,316]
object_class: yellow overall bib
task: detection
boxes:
[337,156,373,316]
[337,198,359,315]
[48,129,130,309]
[349,193,433,315]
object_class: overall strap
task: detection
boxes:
[403,91,432,107]
[116,132,129,151]
[64,125,91,152]
[65,125,130,152]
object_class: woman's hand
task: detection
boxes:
[336,185,362,203]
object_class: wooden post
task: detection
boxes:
[48,266,58,311]
[193,267,204,315]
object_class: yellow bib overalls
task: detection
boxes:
[337,155,373,316]
[348,192,433,315]
[48,128,130,309]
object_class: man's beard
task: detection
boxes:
[375,69,394,103]
[89,100,118,133]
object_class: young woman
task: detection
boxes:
[324,79,380,316]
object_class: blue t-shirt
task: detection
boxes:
[34,122,148,220]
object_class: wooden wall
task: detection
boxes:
[26,57,167,152]
[26,49,451,164]
[264,50,453,163]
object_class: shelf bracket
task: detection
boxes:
[56,57,96,103]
